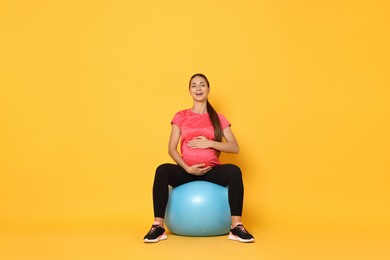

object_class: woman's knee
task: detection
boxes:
[224,164,242,180]
[155,163,173,180]
[156,163,171,172]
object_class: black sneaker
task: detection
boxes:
[143,224,167,243]
[228,224,255,243]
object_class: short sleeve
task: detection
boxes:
[218,114,231,129]
[171,111,184,127]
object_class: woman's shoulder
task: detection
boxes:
[217,112,228,119]
[174,108,191,116]
[172,109,192,120]
[217,113,231,127]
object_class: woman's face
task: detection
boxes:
[189,76,209,102]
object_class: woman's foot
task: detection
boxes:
[143,223,167,243]
[228,223,255,243]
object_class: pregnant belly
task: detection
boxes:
[182,148,220,167]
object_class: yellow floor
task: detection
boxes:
[0,226,389,260]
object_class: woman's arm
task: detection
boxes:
[168,124,188,169]
[187,126,240,154]
[212,126,240,153]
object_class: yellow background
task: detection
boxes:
[1,0,389,259]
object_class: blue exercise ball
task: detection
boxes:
[165,181,231,236]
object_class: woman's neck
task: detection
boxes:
[191,102,207,114]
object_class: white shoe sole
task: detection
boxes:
[228,233,255,243]
[144,234,168,243]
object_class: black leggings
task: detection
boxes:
[153,163,244,218]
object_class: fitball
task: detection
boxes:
[165,181,231,236]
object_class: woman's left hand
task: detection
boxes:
[187,136,212,149]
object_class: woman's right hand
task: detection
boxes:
[186,164,211,176]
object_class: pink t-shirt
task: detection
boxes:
[171,109,231,167]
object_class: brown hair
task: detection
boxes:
[189,73,223,142]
